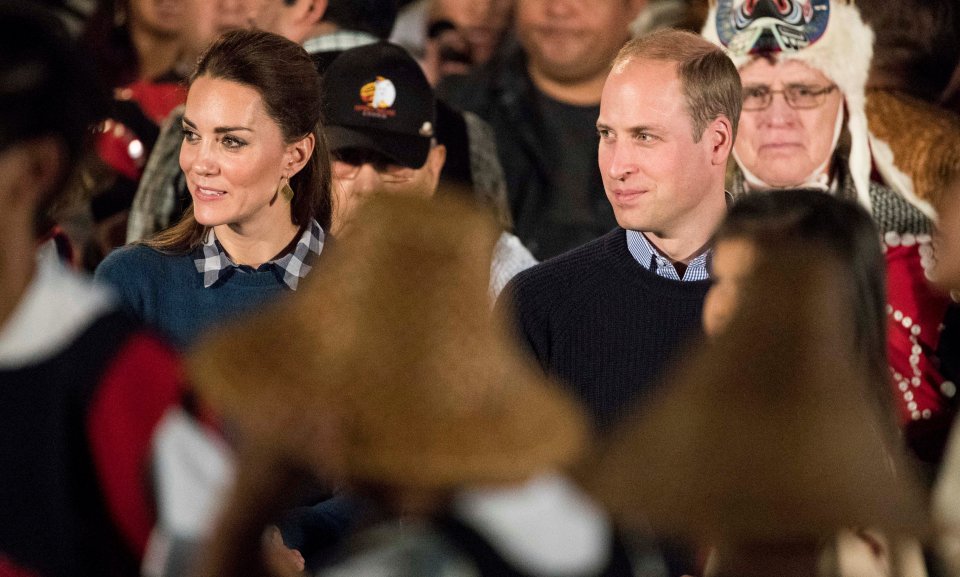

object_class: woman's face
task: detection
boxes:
[734,59,844,187]
[702,237,756,338]
[180,76,310,234]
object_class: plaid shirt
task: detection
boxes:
[192,220,324,290]
[625,229,710,282]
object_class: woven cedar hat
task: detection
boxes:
[188,195,589,489]
[584,249,927,542]
[702,0,938,220]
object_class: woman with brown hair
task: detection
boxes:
[96,28,333,349]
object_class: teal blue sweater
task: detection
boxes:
[95,245,290,349]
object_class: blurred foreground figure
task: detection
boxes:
[587,241,928,577]
[703,189,930,576]
[0,4,184,575]
[187,196,658,577]
[930,177,960,575]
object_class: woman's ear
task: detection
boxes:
[285,133,316,177]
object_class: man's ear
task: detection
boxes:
[288,0,328,41]
[707,115,734,166]
[424,144,447,196]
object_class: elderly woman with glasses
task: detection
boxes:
[704,0,959,469]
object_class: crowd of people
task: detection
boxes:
[2,0,960,576]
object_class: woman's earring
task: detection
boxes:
[279,177,294,202]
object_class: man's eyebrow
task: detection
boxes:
[627,124,663,135]
[181,116,253,133]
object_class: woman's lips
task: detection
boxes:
[195,185,226,199]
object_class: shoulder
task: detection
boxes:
[497,230,626,334]
[866,179,934,234]
[490,232,538,299]
[319,522,479,577]
[96,244,186,281]
[0,254,118,368]
[437,48,527,113]
[507,230,623,300]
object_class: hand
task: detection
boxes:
[262,525,305,577]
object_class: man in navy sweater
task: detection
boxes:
[498,29,742,431]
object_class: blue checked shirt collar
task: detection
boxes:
[193,220,324,290]
[625,229,710,282]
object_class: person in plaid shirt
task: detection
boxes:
[96,29,333,349]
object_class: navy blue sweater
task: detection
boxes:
[498,228,710,430]
[95,244,290,349]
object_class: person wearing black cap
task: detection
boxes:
[323,41,537,299]
[323,42,446,225]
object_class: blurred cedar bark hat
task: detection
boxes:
[584,249,927,543]
[188,195,589,489]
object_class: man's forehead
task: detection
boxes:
[741,58,832,84]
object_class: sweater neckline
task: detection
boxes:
[603,229,712,298]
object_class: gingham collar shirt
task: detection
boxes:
[625,229,711,282]
[192,220,324,290]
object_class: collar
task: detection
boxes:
[192,220,324,290]
[0,246,115,368]
[302,30,378,55]
[453,473,612,575]
[626,229,711,282]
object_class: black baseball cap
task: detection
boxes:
[321,41,435,168]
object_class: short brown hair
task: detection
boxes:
[612,29,741,143]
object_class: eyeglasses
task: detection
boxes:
[331,149,416,184]
[742,84,838,111]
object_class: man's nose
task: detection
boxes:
[606,144,637,181]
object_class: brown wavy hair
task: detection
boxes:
[148,29,332,253]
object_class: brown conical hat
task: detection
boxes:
[585,248,927,541]
[188,195,589,489]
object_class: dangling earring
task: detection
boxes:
[279,177,294,202]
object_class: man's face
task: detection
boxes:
[515,0,638,86]
[329,145,447,235]
[182,0,250,57]
[247,0,295,36]
[597,58,723,239]
[734,58,843,187]
[129,0,185,38]
[434,0,514,65]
